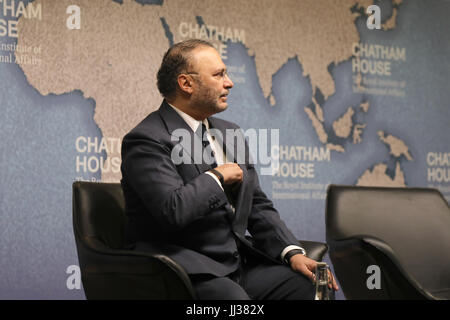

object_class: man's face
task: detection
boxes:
[188,46,234,116]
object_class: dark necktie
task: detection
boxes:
[197,122,236,207]
[198,123,217,169]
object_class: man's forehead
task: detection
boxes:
[190,46,224,71]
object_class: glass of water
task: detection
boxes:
[314,262,330,300]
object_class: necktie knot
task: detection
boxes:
[196,123,208,139]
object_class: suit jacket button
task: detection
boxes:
[233,251,239,259]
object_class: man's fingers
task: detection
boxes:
[327,270,339,291]
[216,163,243,184]
[292,258,339,291]
[299,265,315,283]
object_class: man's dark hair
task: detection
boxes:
[157,39,214,99]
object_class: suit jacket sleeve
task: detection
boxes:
[121,133,228,232]
[246,166,300,260]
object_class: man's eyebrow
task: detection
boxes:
[213,67,227,73]
[213,68,227,75]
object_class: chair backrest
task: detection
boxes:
[326,185,450,299]
[73,181,126,250]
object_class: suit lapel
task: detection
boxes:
[159,100,210,174]
[208,117,236,163]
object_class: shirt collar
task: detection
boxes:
[167,102,209,133]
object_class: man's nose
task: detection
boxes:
[224,73,234,89]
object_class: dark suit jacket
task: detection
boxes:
[120,100,299,277]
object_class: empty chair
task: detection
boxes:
[326,185,450,300]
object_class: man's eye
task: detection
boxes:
[215,71,227,78]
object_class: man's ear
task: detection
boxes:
[177,74,194,95]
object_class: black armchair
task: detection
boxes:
[72,181,196,299]
[73,181,328,299]
[326,185,450,300]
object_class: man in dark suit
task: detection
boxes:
[120,39,338,299]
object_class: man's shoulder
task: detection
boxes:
[124,107,166,141]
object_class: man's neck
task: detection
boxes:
[166,98,207,121]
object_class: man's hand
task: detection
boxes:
[213,163,243,185]
[289,254,339,291]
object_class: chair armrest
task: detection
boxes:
[77,237,196,299]
[297,240,328,261]
[243,234,328,262]
[362,237,440,300]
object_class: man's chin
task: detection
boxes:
[214,102,228,113]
